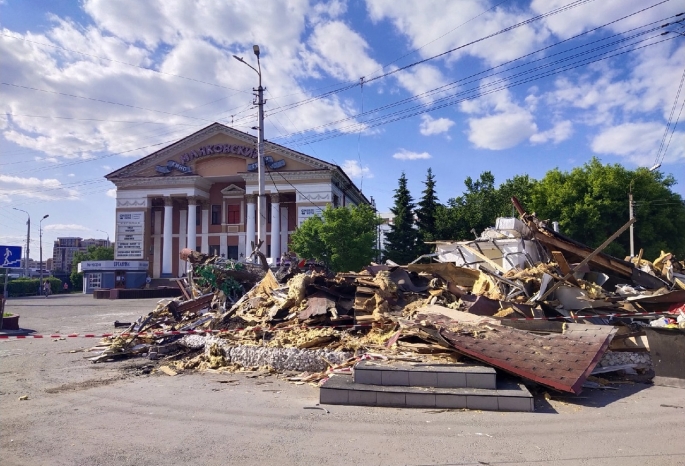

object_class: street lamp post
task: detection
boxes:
[13,208,30,277]
[39,214,49,291]
[233,45,266,263]
[96,229,110,246]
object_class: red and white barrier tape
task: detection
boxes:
[0,311,674,339]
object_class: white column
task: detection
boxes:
[178,208,187,276]
[258,194,267,255]
[270,194,280,262]
[187,197,197,252]
[153,209,162,278]
[245,194,256,258]
[280,206,288,256]
[162,197,173,277]
[201,202,209,254]
[220,233,227,258]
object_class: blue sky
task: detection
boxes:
[1,0,684,259]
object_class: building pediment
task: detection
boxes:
[105,123,334,182]
[220,184,246,196]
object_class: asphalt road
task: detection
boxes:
[1,294,684,466]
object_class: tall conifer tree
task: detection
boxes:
[384,172,418,264]
[416,168,439,254]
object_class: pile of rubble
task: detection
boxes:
[90,199,685,395]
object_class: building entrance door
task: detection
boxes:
[115,271,126,288]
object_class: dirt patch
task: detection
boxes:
[44,376,124,394]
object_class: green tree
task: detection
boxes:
[530,157,685,258]
[384,172,419,264]
[435,172,539,241]
[290,204,380,273]
[415,168,440,254]
[70,245,114,290]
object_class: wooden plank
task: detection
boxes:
[175,279,191,300]
[536,218,636,302]
[459,244,506,273]
[551,251,580,286]
[407,263,480,288]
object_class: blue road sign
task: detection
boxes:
[1,245,23,269]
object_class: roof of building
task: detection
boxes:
[105,122,369,204]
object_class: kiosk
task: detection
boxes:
[78,260,149,294]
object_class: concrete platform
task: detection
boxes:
[354,361,497,389]
[321,375,534,412]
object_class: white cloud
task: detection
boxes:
[106,188,117,198]
[102,165,112,171]
[591,122,685,165]
[342,159,373,179]
[0,174,80,201]
[393,64,449,104]
[68,173,76,177]
[460,82,538,150]
[467,111,537,150]
[392,149,431,160]
[530,120,573,144]
[367,0,548,66]
[303,21,380,81]
[44,224,89,231]
[419,114,454,136]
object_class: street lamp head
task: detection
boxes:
[42,214,49,219]
[649,163,661,172]
[253,45,260,57]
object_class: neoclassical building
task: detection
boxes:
[105,123,368,278]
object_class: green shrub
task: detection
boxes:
[7,277,62,297]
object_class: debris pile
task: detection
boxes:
[91,199,684,394]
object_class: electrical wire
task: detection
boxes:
[653,64,685,167]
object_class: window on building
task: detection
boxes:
[196,205,202,226]
[209,245,220,256]
[211,205,221,225]
[88,273,102,290]
[227,204,240,224]
[333,194,340,208]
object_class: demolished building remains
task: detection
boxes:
[89,198,685,411]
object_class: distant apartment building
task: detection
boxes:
[51,237,110,272]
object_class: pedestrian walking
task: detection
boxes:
[42,281,51,298]
[63,282,69,293]
[145,275,151,289]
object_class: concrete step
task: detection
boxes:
[320,375,534,412]
[354,361,497,389]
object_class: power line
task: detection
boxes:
[653,64,685,167]
[260,8,680,143]
[277,25,676,146]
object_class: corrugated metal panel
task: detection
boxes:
[418,314,616,394]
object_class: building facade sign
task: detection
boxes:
[297,206,324,226]
[78,260,149,272]
[156,160,193,175]
[180,144,256,164]
[248,156,286,172]
[115,211,145,259]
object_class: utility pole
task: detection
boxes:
[39,214,49,292]
[234,45,266,262]
[628,190,634,257]
[628,163,661,258]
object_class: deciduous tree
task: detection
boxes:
[290,204,380,273]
